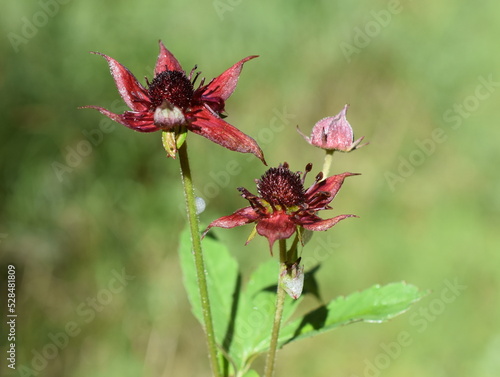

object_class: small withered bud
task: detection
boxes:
[280,258,305,300]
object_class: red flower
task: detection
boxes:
[82,41,265,162]
[204,163,358,252]
[297,105,366,152]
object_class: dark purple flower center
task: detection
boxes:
[257,166,306,208]
[148,71,194,110]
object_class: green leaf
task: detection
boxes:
[179,228,301,372]
[228,259,303,370]
[178,227,240,350]
[278,282,427,346]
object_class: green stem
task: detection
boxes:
[321,149,335,179]
[264,239,288,377]
[178,141,220,377]
[287,232,300,263]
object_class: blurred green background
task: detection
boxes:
[1,0,499,376]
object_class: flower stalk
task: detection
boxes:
[321,149,335,179]
[264,239,288,377]
[178,141,220,377]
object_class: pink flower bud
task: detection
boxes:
[297,105,366,152]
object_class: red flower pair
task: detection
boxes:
[85,42,360,254]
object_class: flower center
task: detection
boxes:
[148,71,194,110]
[257,166,306,208]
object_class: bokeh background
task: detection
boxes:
[1,0,499,376]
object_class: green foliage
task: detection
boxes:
[179,228,302,373]
[278,283,426,346]
[179,228,425,375]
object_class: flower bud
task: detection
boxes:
[297,104,366,152]
[280,259,305,300]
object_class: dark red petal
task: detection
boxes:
[91,52,150,112]
[256,211,296,249]
[302,214,357,232]
[305,172,359,208]
[189,108,266,163]
[203,207,259,237]
[155,40,184,75]
[82,106,159,132]
[203,55,258,101]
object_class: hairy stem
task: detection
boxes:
[264,239,288,377]
[321,149,335,179]
[178,142,220,377]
